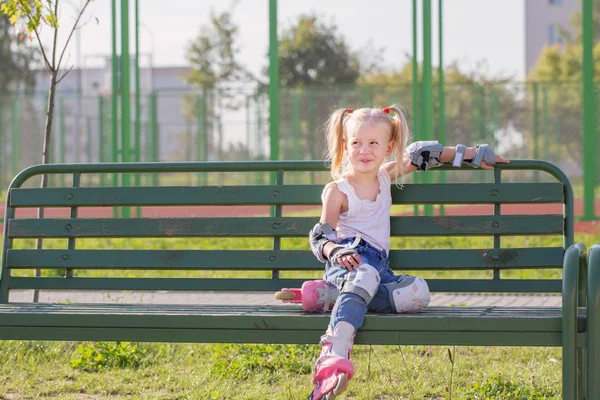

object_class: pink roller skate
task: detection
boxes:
[308,321,355,400]
[274,280,339,312]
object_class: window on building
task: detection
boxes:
[549,25,564,45]
[549,0,562,5]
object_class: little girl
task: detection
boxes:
[307,106,508,400]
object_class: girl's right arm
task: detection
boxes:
[319,184,362,270]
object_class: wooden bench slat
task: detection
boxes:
[8,276,563,293]
[0,326,573,346]
[0,304,570,332]
[8,183,563,207]
[6,248,564,270]
[8,215,564,238]
[9,277,563,293]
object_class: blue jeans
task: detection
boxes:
[324,238,406,331]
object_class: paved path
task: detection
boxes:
[9,290,562,307]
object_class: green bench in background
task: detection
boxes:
[1,160,598,399]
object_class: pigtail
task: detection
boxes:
[325,108,351,179]
[387,105,411,179]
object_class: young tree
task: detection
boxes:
[1,0,93,171]
[1,0,93,302]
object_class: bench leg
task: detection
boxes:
[578,349,587,400]
[563,243,585,400]
[587,245,600,400]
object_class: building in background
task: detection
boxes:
[524,0,579,74]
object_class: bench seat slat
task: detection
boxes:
[8,215,564,238]
[8,277,563,293]
[0,304,586,346]
[0,304,577,332]
[0,326,578,346]
[6,248,564,270]
[8,183,563,207]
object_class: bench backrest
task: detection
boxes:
[0,160,574,302]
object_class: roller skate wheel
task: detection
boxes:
[274,291,296,301]
[325,373,348,399]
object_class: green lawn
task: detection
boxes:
[0,340,563,399]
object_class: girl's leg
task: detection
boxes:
[368,271,431,314]
[311,260,380,399]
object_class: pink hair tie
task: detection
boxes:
[382,108,390,114]
[347,109,353,114]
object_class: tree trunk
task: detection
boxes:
[33,71,58,303]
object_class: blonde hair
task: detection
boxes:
[324,105,411,180]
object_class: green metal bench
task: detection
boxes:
[0,160,597,399]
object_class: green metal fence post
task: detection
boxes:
[150,92,159,186]
[134,0,142,218]
[471,85,483,183]
[532,81,540,183]
[99,96,107,187]
[269,0,280,193]
[0,98,4,189]
[11,97,21,179]
[197,93,207,185]
[412,0,420,217]
[542,84,549,164]
[87,115,93,164]
[121,0,132,218]
[59,96,66,187]
[111,0,119,217]
[437,0,445,216]
[309,87,317,184]
[292,92,301,162]
[245,95,251,161]
[582,0,596,220]
[422,0,434,216]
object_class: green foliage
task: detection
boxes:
[278,14,361,88]
[0,0,58,32]
[563,0,600,43]
[465,374,559,399]
[208,343,316,380]
[70,341,148,372]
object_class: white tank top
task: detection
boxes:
[322,168,392,255]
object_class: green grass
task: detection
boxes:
[0,340,563,399]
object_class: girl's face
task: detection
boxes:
[344,122,393,176]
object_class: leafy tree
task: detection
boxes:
[277,14,361,88]
[1,0,94,302]
[185,6,254,161]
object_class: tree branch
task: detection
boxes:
[56,64,74,83]
[51,0,59,69]
[57,0,92,71]
[21,8,53,72]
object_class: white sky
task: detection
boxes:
[39,0,526,80]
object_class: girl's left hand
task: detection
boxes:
[480,155,510,170]
[464,147,510,170]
